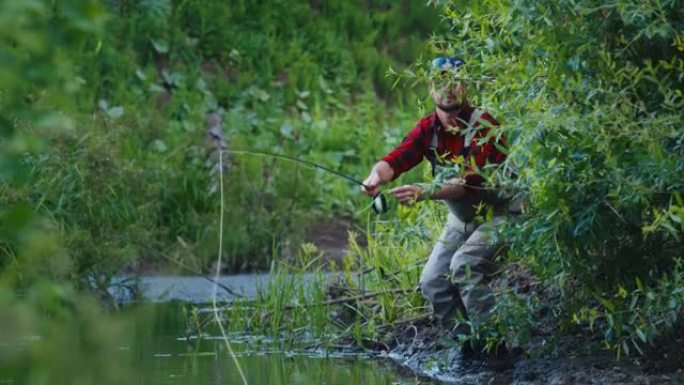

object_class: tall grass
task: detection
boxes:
[217,199,444,350]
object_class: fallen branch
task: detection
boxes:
[284,286,418,310]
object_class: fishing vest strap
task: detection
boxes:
[428,109,483,175]
[463,108,483,151]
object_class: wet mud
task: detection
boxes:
[382,322,684,385]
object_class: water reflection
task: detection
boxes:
[148,351,428,385]
[136,304,430,385]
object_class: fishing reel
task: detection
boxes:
[371,193,388,214]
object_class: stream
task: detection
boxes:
[4,275,682,384]
[108,275,432,385]
[109,275,684,385]
[129,304,429,385]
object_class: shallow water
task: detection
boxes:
[109,274,272,303]
[110,273,348,303]
[108,272,431,385]
[115,273,430,384]
[1,275,431,385]
[129,303,431,385]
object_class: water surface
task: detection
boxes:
[131,303,431,385]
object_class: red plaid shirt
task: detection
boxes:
[381,106,506,186]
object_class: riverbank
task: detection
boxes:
[385,326,684,385]
[117,273,684,384]
[378,308,684,385]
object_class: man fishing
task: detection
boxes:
[362,57,516,357]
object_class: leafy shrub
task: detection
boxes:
[423,0,683,355]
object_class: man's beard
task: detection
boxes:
[437,105,464,134]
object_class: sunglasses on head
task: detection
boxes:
[431,57,465,72]
[430,56,465,89]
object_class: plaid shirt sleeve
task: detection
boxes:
[380,115,433,180]
[463,111,507,186]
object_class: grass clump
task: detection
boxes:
[208,200,442,351]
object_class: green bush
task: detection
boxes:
[422,0,684,355]
[0,3,155,384]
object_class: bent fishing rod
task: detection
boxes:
[225,149,388,214]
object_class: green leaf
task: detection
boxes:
[151,38,168,54]
[149,84,166,93]
[600,297,615,312]
[632,339,644,355]
[152,139,167,153]
[0,115,14,138]
[622,341,630,356]
[635,329,647,343]
[280,123,293,138]
[635,277,644,291]
[135,69,147,81]
[107,106,124,119]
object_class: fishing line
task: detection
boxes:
[226,149,388,214]
[206,148,386,383]
[228,150,366,187]
[212,149,249,385]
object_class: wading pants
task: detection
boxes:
[419,209,503,330]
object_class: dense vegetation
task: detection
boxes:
[453,0,684,357]
[0,1,437,383]
[225,0,684,361]
[1,0,683,383]
[2,0,439,285]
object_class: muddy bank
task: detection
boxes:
[382,323,684,385]
[304,217,367,267]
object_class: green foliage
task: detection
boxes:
[231,0,684,359]
[222,202,441,349]
[0,0,104,227]
[572,260,684,358]
[0,2,155,384]
[1,0,441,279]
[419,0,684,355]
[0,281,151,385]
[0,0,106,280]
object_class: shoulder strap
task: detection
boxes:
[427,120,440,176]
[429,128,438,152]
[463,108,483,150]
[468,108,483,127]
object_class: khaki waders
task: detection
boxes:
[419,196,510,331]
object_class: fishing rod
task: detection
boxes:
[225,149,389,214]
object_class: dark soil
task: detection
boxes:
[304,217,367,268]
[382,317,684,385]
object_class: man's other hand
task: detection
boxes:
[388,185,425,206]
